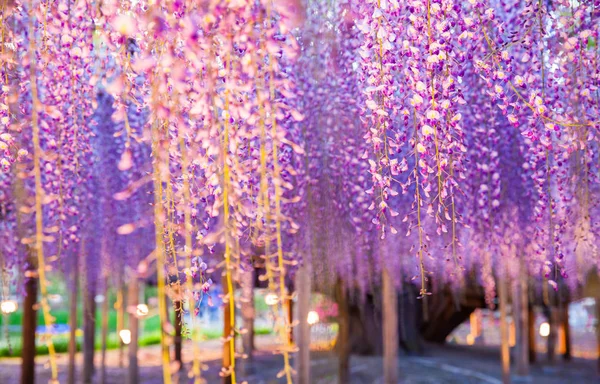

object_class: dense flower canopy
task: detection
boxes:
[1,0,600,382]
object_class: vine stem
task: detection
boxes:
[427,0,444,208]
[29,0,58,379]
[221,46,237,384]
[375,0,391,229]
[267,2,292,381]
[150,42,172,384]
[413,113,428,312]
[151,120,173,384]
[449,156,460,274]
[179,133,202,383]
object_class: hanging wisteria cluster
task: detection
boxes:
[350,0,600,298]
[1,0,600,382]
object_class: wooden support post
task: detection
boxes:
[499,276,511,384]
[67,251,79,384]
[117,275,125,369]
[174,300,183,366]
[287,295,294,344]
[21,262,38,384]
[240,268,255,376]
[596,296,600,374]
[83,249,97,384]
[222,274,234,384]
[100,274,109,384]
[382,268,398,384]
[470,309,483,345]
[546,307,558,364]
[560,304,571,361]
[240,268,255,367]
[128,277,140,384]
[528,305,536,364]
[513,268,529,377]
[335,279,350,384]
[509,319,516,347]
[295,264,311,384]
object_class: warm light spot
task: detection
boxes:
[1,300,17,314]
[466,334,475,345]
[119,329,132,345]
[136,304,149,317]
[307,311,320,325]
[539,322,550,337]
[265,293,278,306]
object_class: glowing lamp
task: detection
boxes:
[119,329,132,345]
[264,293,278,306]
[136,304,149,317]
[539,322,550,337]
[0,300,17,314]
[307,311,320,325]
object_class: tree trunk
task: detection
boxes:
[240,268,255,375]
[174,300,183,366]
[513,269,529,377]
[83,255,97,384]
[400,284,424,353]
[67,247,80,384]
[128,278,140,384]
[117,275,125,368]
[596,297,600,374]
[498,276,511,384]
[528,305,536,364]
[335,279,350,384]
[287,295,294,345]
[470,309,483,345]
[100,275,109,384]
[546,307,558,364]
[560,304,571,361]
[295,264,311,384]
[21,266,38,384]
[382,268,398,384]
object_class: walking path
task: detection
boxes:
[1,336,598,383]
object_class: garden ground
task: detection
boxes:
[1,334,598,383]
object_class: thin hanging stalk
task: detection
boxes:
[266,3,293,381]
[253,15,276,296]
[449,156,460,274]
[179,133,202,383]
[148,40,172,384]
[413,113,428,312]
[256,61,276,295]
[375,0,391,229]
[0,7,8,349]
[221,49,237,384]
[426,0,444,207]
[29,0,58,379]
[152,119,173,384]
[540,13,553,303]
[165,139,179,275]
[269,81,293,384]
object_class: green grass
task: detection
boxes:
[0,308,118,328]
[0,318,273,357]
[0,286,274,357]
